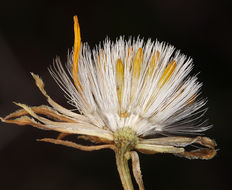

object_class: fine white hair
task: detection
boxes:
[49,37,210,137]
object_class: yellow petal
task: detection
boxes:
[132,48,143,79]
[72,15,82,90]
[131,48,143,99]
[158,60,176,87]
[116,58,124,106]
[149,51,160,75]
[144,59,176,111]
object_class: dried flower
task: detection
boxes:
[0,16,216,190]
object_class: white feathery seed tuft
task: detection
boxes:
[49,37,210,137]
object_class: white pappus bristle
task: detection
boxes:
[49,37,210,137]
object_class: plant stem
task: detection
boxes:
[115,150,134,190]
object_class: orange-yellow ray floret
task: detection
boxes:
[158,60,176,87]
[145,51,160,79]
[73,15,82,90]
[132,48,143,79]
[149,51,160,75]
[144,59,176,111]
[125,47,133,71]
[130,48,143,100]
[116,58,124,107]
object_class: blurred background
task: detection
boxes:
[0,0,231,189]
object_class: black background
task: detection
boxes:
[0,0,231,190]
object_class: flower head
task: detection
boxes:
[0,16,216,190]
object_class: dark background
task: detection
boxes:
[0,0,231,189]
